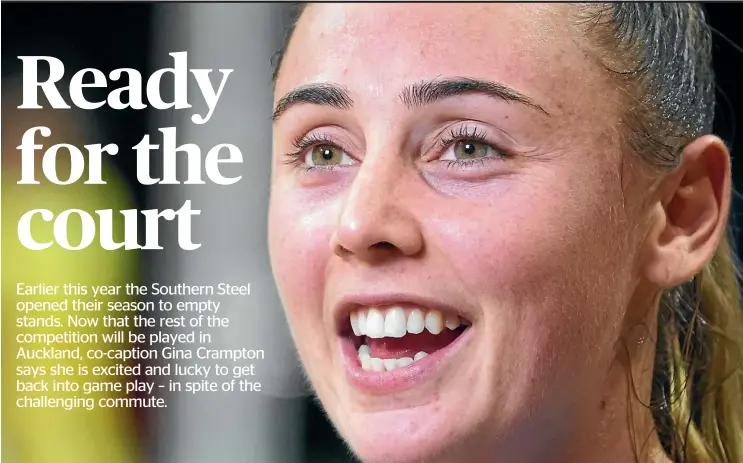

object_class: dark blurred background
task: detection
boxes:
[1,3,741,463]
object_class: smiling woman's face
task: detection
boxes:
[269,3,654,462]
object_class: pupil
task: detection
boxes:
[322,148,334,161]
[464,143,476,155]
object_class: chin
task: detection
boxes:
[304,303,493,463]
[334,406,473,463]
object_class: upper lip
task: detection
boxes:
[332,292,471,332]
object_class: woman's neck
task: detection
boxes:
[545,323,672,463]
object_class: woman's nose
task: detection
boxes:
[330,156,424,261]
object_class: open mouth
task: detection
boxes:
[342,307,471,372]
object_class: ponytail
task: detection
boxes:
[655,234,743,462]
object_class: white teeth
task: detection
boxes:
[350,307,468,338]
[425,310,444,335]
[357,344,429,372]
[371,357,385,372]
[406,309,425,334]
[360,355,372,371]
[357,311,367,336]
[350,312,361,336]
[366,309,385,339]
[445,313,460,330]
[383,359,397,371]
[383,307,407,338]
[397,357,414,367]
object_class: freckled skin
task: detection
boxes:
[270,4,664,463]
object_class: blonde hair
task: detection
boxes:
[658,235,743,462]
[576,4,743,462]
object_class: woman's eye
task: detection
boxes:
[307,144,354,166]
[441,140,495,161]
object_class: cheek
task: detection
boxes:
[268,192,337,348]
[429,173,630,388]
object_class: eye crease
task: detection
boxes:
[437,125,509,162]
[282,123,509,174]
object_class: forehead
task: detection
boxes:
[277,3,602,115]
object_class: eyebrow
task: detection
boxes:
[400,77,550,116]
[272,83,353,121]
[272,77,549,121]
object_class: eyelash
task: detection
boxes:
[282,125,509,171]
[439,125,489,149]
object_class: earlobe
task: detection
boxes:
[642,135,731,289]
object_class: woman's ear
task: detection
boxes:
[642,135,731,288]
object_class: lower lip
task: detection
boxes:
[339,327,473,393]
